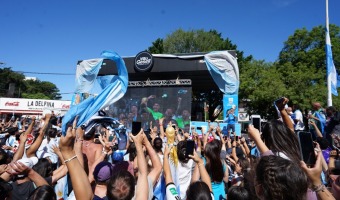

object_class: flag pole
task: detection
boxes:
[326,0,332,107]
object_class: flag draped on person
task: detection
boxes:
[61,50,128,134]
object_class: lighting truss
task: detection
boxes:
[128,79,192,87]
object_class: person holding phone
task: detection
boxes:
[169,140,196,199]
[163,145,214,200]
[250,119,337,200]
[257,97,301,164]
[201,139,229,200]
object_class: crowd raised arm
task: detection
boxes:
[1,96,340,200]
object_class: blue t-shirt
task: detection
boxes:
[117,131,128,150]
[224,114,236,125]
[202,157,226,200]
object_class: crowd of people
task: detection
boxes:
[0,97,340,200]
[115,95,192,135]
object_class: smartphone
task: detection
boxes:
[185,140,195,158]
[197,127,202,130]
[236,136,239,141]
[251,115,261,132]
[132,122,142,136]
[297,131,316,167]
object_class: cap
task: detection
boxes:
[17,157,39,168]
[111,152,124,162]
[93,161,114,182]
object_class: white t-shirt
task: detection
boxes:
[177,159,196,199]
[294,109,305,131]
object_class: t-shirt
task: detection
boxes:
[175,117,190,129]
[93,195,108,200]
[117,132,128,150]
[147,107,164,120]
[202,157,226,200]
[177,159,195,199]
[10,181,36,200]
[224,114,236,125]
[294,109,305,131]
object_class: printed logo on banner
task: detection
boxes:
[134,51,154,72]
[62,104,70,109]
[5,101,19,106]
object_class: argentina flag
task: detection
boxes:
[204,51,239,94]
[326,27,338,96]
[61,50,128,134]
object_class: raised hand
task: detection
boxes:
[7,161,29,175]
[130,129,144,147]
[188,150,203,164]
[164,144,172,157]
[248,124,261,141]
[59,116,78,154]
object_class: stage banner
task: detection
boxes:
[223,94,240,136]
[223,94,238,119]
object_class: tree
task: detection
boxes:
[239,60,288,118]
[0,67,61,100]
[0,67,26,97]
[147,38,164,54]
[148,28,252,66]
[147,29,252,120]
[22,79,61,100]
[279,24,340,70]
[277,24,340,110]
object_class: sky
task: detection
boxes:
[1,0,340,101]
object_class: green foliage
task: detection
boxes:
[239,60,287,118]
[147,25,340,119]
[148,28,252,64]
[148,28,252,120]
[0,67,61,100]
[0,67,26,97]
[23,79,61,100]
[21,92,50,99]
[147,38,164,54]
[279,25,340,69]
[277,24,340,111]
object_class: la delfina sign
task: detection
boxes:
[0,98,71,113]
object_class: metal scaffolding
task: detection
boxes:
[128,79,192,87]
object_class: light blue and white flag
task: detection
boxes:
[326,27,338,96]
[204,51,239,94]
[62,50,128,134]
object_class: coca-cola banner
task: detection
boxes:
[0,98,71,114]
